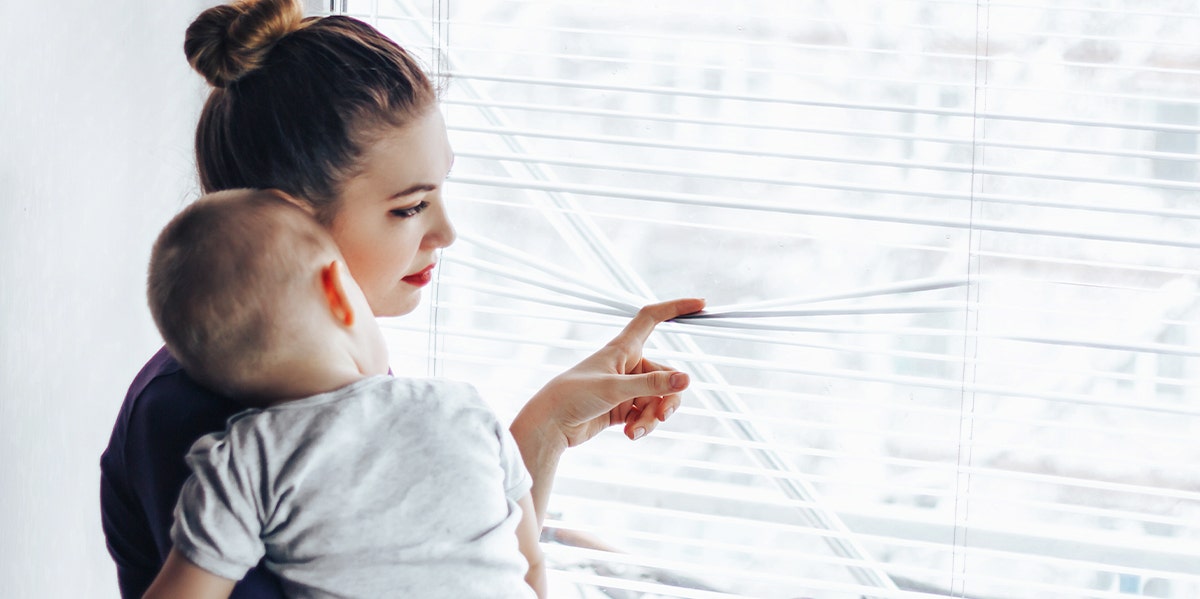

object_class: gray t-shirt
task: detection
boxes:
[171,375,535,599]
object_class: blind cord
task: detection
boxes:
[950,3,991,596]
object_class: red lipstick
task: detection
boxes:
[402,263,436,287]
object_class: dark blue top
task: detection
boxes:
[99,346,285,598]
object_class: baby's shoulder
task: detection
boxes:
[376,376,483,406]
[373,377,500,431]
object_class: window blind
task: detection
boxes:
[329,1,1199,597]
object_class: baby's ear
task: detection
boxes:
[320,260,355,327]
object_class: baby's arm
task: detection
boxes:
[516,492,548,598]
[142,548,236,599]
[162,428,269,598]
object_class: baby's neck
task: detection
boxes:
[255,344,377,406]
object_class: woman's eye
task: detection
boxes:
[389,201,429,219]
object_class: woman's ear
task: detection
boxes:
[320,260,355,327]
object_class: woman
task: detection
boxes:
[98,1,702,597]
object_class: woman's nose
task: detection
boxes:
[425,201,456,249]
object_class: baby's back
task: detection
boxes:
[172,375,535,599]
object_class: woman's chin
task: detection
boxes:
[370,293,422,318]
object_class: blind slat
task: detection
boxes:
[457,150,1200,220]
[455,195,1200,277]
[452,175,1200,249]
[452,125,1200,192]
[445,98,1200,158]
[555,468,1200,558]
[544,530,1184,598]
[451,72,1200,132]
[548,496,1200,580]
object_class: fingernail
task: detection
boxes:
[632,427,646,440]
[663,407,675,420]
[670,372,688,390]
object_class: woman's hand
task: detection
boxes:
[546,297,705,446]
[510,298,705,524]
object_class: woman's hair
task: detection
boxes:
[184,0,436,223]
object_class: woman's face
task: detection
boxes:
[328,108,457,317]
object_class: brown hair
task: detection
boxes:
[184,0,437,223]
[147,189,337,398]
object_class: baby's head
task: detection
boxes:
[148,189,385,402]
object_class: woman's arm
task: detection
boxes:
[514,493,547,599]
[510,298,705,524]
[143,549,236,599]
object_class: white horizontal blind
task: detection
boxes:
[335,1,1200,597]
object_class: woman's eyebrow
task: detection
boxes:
[388,183,437,199]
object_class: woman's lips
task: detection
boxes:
[402,264,436,287]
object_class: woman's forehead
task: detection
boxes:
[347,110,452,197]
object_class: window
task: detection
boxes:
[334,1,1199,597]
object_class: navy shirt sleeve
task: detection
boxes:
[100,346,285,599]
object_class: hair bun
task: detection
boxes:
[184,0,304,88]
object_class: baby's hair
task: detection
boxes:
[184,0,437,224]
[147,189,337,399]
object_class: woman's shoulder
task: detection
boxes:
[127,347,243,429]
[99,346,258,558]
[103,346,247,468]
[125,346,184,404]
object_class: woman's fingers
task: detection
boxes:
[656,391,682,422]
[619,358,687,439]
[620,355,689,439]
[607,298,705,354]
[622,392,683,439]
[613,369,689,404]
[551,298,701,446]
[624,397,662,440]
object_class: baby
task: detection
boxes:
[141,189,545,598]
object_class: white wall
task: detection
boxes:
[0,1,209,596]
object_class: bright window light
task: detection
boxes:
[334,1,1200,597]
